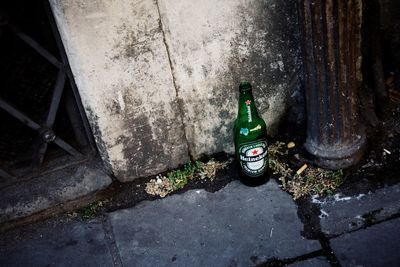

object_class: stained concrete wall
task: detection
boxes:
[49,0,301,182]
[158,0,300,158]
[49,0,189,181]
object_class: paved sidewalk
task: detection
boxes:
[1,179,400,266]
[108,181,320,266]
[330,218,400,266]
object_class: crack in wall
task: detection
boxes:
[155,0,193,161]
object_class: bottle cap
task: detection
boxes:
[239,81,252,92]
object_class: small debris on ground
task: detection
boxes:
[145,140,354,201]
[296,164,308,175]
[145,175,174,198]
[386,72,400,103]
[287,142,296,149]
[145,159,232,198]
[73,200,109,220]
[389,89,400,103]
[199,159,230,180]
[67,212,78,220]
[269,141,345,200]
[288,168,344,200]
[269,142,293,184]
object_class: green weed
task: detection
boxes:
[145,159,230,197]
[78,202,101,219]
[167,161,203,189]
[268,141,345,200]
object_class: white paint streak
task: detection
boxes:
[85,12,107,19]
[319,209,329,219]
[312,193,367,205]
[270,62,278,70]
[356,194,366,200]
[277,60,284,71]
[117,91,125,111]
[311,195,327,204]
[333,194,353,202]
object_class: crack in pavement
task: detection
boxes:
[102,215,124,267]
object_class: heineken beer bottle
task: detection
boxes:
[234,81,269,186]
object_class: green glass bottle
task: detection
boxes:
[234,81,269,186]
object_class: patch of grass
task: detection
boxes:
[167,161,203,189]
[268,142,293,188]
[268,141,345,200]
[145,159,230,198]
[288,169,345,200]
[78,201,102,219]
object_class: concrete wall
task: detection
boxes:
[49,0,301,182]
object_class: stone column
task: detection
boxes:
[299,0,366,169]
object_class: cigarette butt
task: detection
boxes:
[296,164,308,175]
[389,90,400,102]
[383,148,391,155]
[385,76,394,86]
[287,142,296,149]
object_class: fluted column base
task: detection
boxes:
[305,135,366,170]
[300,0,366,169]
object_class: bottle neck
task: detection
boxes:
[238,90,259,123]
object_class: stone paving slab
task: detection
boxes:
[288,257,330,267]
[0,163,112,223]
[108,180,320,267]
[330,217,400,267]
[0,220,113,267]
[313,183,400,236]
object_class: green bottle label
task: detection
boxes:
[239,140,268,177]
[245,99,253,122]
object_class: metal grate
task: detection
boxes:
[0,2,96,184]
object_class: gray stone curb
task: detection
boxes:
[0,164,112,223]
[330,217,400,266]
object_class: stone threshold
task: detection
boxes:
[0,161,112,232]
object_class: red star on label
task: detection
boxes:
[252,149,258,155]
[245,100,251,105]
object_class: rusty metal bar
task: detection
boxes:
[45,68,66,127]
[0,98,41,131]
[0,97,82,168]
[0,168,15,180]
[31,141,48,168]
[54,137,83,158]
[43,1,97,154]
[64,90,89,149]
[10,26,61,68]
[32,68,78,165]
[0,1,94,182]
[299,0,366,169]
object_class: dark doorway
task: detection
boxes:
[0,1,96,187]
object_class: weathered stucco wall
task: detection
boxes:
[158,0,301,158]
[49,0,301,182]
[49,0,189,182]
